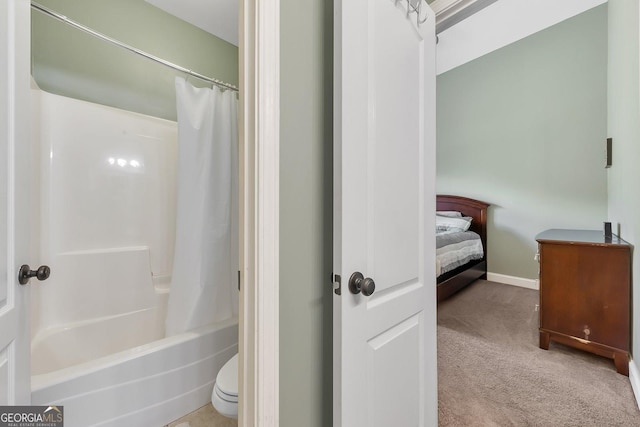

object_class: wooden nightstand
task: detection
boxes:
[536,229,631,376]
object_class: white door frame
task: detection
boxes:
[238,1,280,425]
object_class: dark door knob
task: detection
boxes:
[18,265,50,285]
[348,272,376,296]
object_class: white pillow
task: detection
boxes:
[436,211,462,218]
[436,215,472,233]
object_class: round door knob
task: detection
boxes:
[360,277,375,296]
[348,272,375,296]
[18,264,51,285]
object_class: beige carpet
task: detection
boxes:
[438,280,640,426]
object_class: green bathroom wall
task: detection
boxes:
[31,0,238,121]
[606,0,640,376]
[436,5,608,280]
[279,0,333,425]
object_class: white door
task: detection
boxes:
[0,0,32,405]
[333,0,437,426]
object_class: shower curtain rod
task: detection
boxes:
[30,2,239,93]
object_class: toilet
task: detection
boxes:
[212,353,238,419]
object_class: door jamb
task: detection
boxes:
[239,0,280,425]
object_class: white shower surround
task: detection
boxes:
[31,89,179,372]
[29,89,238,425]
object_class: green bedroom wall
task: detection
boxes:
[279,0,333,425]
[31,0,238,121]
[436,5,608,280]
[606,0,640,374]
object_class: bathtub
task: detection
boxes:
[31,318,238,427]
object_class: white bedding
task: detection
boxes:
[436,230,484,277]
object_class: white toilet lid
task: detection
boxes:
[216,354,238,397]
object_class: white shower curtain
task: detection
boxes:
[165,77,238,336]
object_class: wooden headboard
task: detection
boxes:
[437,195,490,259]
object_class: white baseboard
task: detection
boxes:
[486,272,539,290]
[629,359,640,410]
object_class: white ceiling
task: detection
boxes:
[436,0,607,74]
[145,0,238,46]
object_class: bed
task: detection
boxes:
[436,195,490,302]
